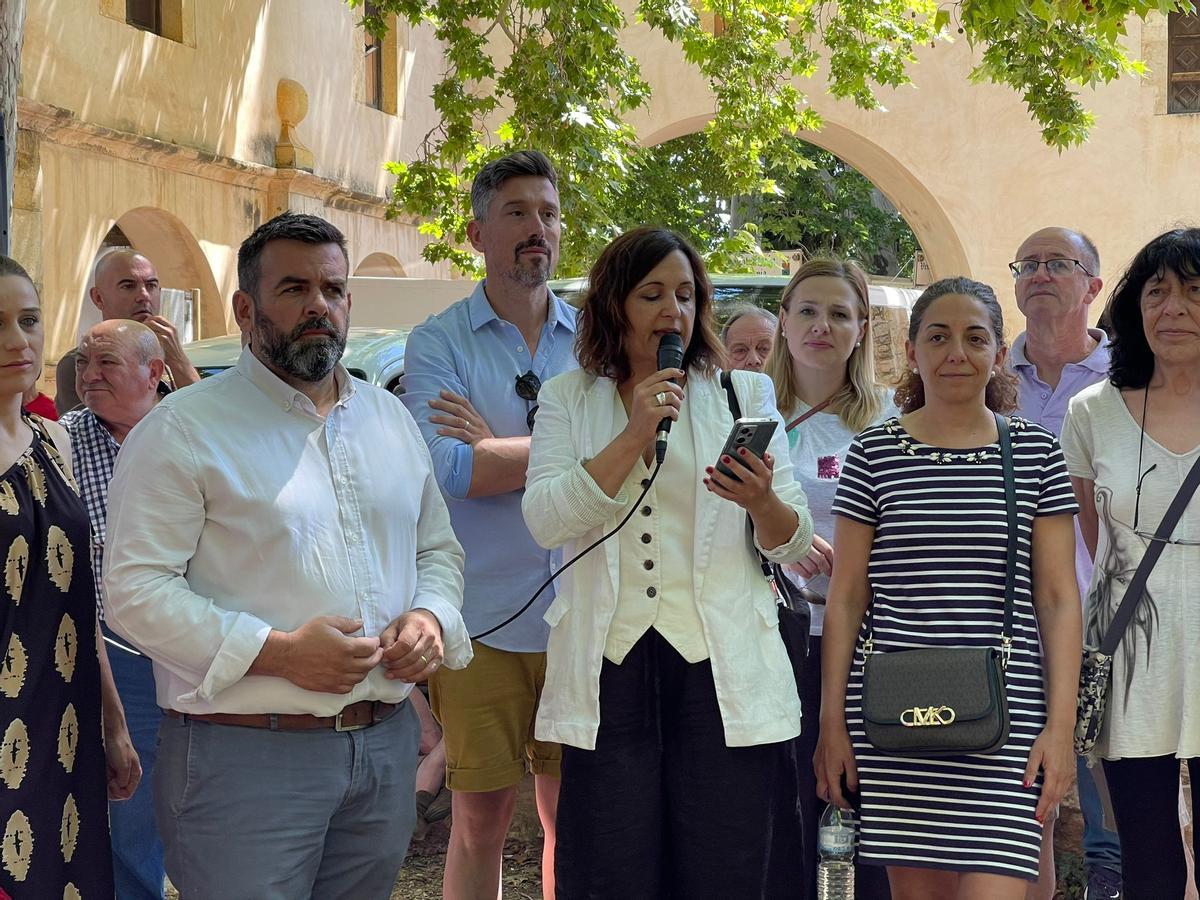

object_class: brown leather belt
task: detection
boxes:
[164,699,400,732]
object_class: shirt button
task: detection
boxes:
[641,533,651,544]
[643,560,654,571]
[341,475,350,485]
[517,346,525,353]
[641,506,652,516]
[1041,392,1049,399]
[646,587,657,598]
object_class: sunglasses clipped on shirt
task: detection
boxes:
[516,370,541,432]
[1134,464,1200,547]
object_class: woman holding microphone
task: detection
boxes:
[523,226,813,898]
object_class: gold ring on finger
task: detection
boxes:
[420,654,429,666]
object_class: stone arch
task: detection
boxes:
[88,207,224,339]
[641,114,970,280]
[354,252,408,277]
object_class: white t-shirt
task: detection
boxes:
[1062,380,1200,760]
[784,393,899,635]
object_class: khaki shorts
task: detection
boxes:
[429,640,561,792]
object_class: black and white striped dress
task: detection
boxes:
[831,416,1078,881]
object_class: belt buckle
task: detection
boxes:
[334,708,368,732]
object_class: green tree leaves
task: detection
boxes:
[351,0,1194,276]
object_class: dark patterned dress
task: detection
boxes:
[0,419,113,897]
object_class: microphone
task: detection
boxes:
[654,332,685,464]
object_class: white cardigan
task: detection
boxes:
[522,367,813,750]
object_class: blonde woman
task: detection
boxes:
[763,258,896,897]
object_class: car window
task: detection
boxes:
[549,279,786,322]
[713,285,785,318]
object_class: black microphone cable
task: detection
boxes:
[469,460,663,641]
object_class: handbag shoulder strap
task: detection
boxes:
[1099,452,1200,656]
[995,413,1018,648]
[721,370,743,421]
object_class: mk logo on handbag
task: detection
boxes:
[900,705,956,727]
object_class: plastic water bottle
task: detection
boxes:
[817,802,855,900]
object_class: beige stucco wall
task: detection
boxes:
[15,2,1200,366]
[624,10,1200,329]
[22,0,445,194]
[17,0,460,364]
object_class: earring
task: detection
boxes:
[989,369,997,379]
[910,368,919,375]
[855,341,862,348]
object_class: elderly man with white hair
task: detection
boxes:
[60,318,170,899]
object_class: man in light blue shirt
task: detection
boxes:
[401,150,577,900]
[1009,226,1121,900]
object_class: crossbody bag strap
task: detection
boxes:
[1098,452,1200,657]
[995,413,1018,663]
[786,397,833,432]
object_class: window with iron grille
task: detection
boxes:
[1169,10,1200,114]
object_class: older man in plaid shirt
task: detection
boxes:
[60,318,169,900]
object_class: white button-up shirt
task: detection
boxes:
[103,348,470,715]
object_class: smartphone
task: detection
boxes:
[714,417,778,481]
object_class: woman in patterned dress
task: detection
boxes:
[0,256,140,897]
[815,277,1082,899]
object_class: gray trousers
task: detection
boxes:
[154,702,419,900]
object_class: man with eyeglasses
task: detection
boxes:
[722,304,777,372]
[1008,227,1123,900]
[400,150,577,900]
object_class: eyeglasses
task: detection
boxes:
[1008,258,1093,280]
[515,370,541,432]
[1133,463,1200,546]
[1132,386,1199,546]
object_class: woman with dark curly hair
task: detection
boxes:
[815,277,1082,899]
[522,226,814,897]
[1061,227,1200,898]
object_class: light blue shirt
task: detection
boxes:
[1011,328,1110,604]
[402,282,578,652]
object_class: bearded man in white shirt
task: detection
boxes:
[103,212,471,899]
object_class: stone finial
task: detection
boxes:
[275,79,314,172]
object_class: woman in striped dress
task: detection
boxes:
[814,277,1082,898]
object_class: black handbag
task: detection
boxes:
[719,372,810,688]
[1075,454,1200,756]
[859,413,1017,757]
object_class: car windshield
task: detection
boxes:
[550,278,787,325]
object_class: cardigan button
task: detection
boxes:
[640,533,651,544]
[646,587,657,598]
[640,479,651,489]
[640,506,652,516]
[643,559,654,571]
